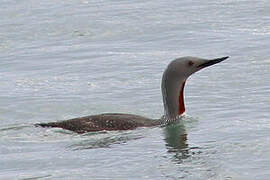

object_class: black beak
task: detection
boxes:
[197,56,229,68]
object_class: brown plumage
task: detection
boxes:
[37,113,160,133]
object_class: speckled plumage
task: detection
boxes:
[37,113,161,133]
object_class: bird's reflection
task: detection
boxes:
[163,121,190,163]
[69,131,143,150]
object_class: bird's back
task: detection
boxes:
[37,113,160,133]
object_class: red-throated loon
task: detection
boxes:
[37,56,229,133]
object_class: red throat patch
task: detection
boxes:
[178,81,186,115]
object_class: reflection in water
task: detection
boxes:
[163,121,190,163]
[70,131,143,150]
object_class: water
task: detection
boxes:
[1,0,270,179]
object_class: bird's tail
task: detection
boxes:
[35,122,58,128]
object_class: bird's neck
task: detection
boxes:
[161,72,186,123]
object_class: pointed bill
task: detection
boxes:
[197,56,229,68]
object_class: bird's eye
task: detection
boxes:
[188,61,194,66]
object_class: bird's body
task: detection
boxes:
[37,56,228,133]
[38,113,160,133]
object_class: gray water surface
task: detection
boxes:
[1,0,270,179]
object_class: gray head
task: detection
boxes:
[162,56,229,121]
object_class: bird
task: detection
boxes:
[36,56,228,133]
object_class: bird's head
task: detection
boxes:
[162,56,229,121]
[166,56,229,80]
